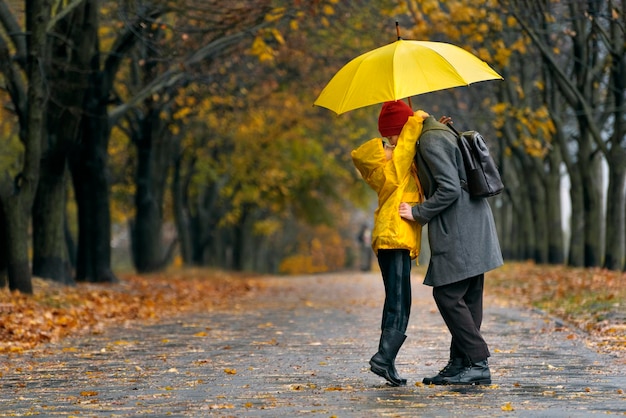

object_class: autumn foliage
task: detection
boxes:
[487,262,626,355]
[1,263,624,358]
[0,269,257,354]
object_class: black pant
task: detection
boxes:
[377,249,412,334]
[433,274,489,363]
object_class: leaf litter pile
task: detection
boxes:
[0,262,624,359]
[0,269,259,354]
[486,262,626,358]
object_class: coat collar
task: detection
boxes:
[422,116,452,133]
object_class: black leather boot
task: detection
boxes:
[443,359,491,385]
[422,357,467,385]
[369,328,407,386]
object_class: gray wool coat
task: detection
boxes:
[412,116,503,287]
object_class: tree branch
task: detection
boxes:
[108,20,271,123]
[510,6,609,156]
[0,0,27,67]
[0,33,27,133]
[101,6,165,96]
[47,0,85,31]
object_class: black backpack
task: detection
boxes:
[448,124,504,198]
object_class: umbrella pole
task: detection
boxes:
[407,97,412,110]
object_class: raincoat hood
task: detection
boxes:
[351,113,425,259]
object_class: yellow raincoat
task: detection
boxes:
[351,114,425,260]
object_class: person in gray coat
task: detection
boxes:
[399,115,503,385]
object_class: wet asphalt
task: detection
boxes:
[0,270,624,417]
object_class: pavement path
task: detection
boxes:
[0,271,624,417]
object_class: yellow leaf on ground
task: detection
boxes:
[501,402,514,411]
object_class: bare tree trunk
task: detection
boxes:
[604,7,626,270]
[32,164,71,283]
[495,121,523,261]
[189,180,222,266]
[497,194,515,259]
[172,155,192,264]
[528,169,549,263]
[604,147,626,270]
[32,1,93,283]
[580,145,604,267]
[519,179,536,261]
[0,201,6,288]
[3,201,32,293]
[546,152,564,264]
[70,71,117,283]
[233,206,259,271]
[130,106,175,273]
[131,117,164,273]
[1,0,51,293]
[568,166,585,267]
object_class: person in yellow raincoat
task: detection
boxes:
[351,101,428,386]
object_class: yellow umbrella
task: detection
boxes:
[314,39,503,115]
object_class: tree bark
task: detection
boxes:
[604,146,626,270]
[0,201,6,288]
[4,200,32,293]
[1,0,51,293]
[172,155,192,265]
[32,0,94,283]
[528,168,549,263]
[546,152,564,264]
[568,165,585,267]
[130,106,175,273]
[32,164,71,283]
[580,137,604,268]
[70,70,117,283]
[603,5,626,270]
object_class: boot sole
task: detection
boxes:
[369,361,406,386]
[422,377,446,385]
[443,379,491,385]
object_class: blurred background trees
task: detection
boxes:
[0,0,623,293]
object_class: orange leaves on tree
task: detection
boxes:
[278,225,348,274]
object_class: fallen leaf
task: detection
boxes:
[501,402,514,411]
[208,403,234,409]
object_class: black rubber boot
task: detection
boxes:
[443,359,491,385]
[422,357,467,385]
[369,328,407,386]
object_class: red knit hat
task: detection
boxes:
[378,100,414,137]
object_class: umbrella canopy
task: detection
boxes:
[314,39,503,115]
